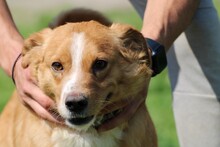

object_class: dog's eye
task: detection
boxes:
[92,60,108,72]
[51,62,64,72]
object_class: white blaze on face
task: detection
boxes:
[70,32,85,86]
[59,32,86,118]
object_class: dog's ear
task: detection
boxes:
[110,24,152,75]
[22,28,52,68]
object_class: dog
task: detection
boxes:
[0,9,157,147]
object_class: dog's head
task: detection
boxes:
[22,21,152,131]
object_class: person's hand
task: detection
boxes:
[13,56,63,123]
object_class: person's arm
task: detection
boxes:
[0,0,61,123]
[0,0,23,75]
[141,0,200,50]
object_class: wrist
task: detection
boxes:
[146,38,167,77]
[11,53,22,84]
[0,39,23,77]
[141,27,166,49]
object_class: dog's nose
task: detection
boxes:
[65,94,88,113]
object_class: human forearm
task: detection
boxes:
[141,0,200,50]
[0,1,63,124]
[0,0,23,76]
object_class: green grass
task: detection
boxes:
[1,3,220,146]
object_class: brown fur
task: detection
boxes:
[0,10,157,147]
[49,8,112,29]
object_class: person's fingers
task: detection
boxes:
[15,71,54,109]
[14,63,53,109]
[19,78,63,122]
[13,60,63,123]
[23,97,63,123]
[19,83,64,123]
[23,81,55,109]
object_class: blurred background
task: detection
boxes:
[1,0,220,146]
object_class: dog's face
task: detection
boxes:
[22,21,152,131]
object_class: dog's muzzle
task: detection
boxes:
[61,92,144,132]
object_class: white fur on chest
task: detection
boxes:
[51,127,123,147]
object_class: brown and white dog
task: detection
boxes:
[0,9,157,147]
